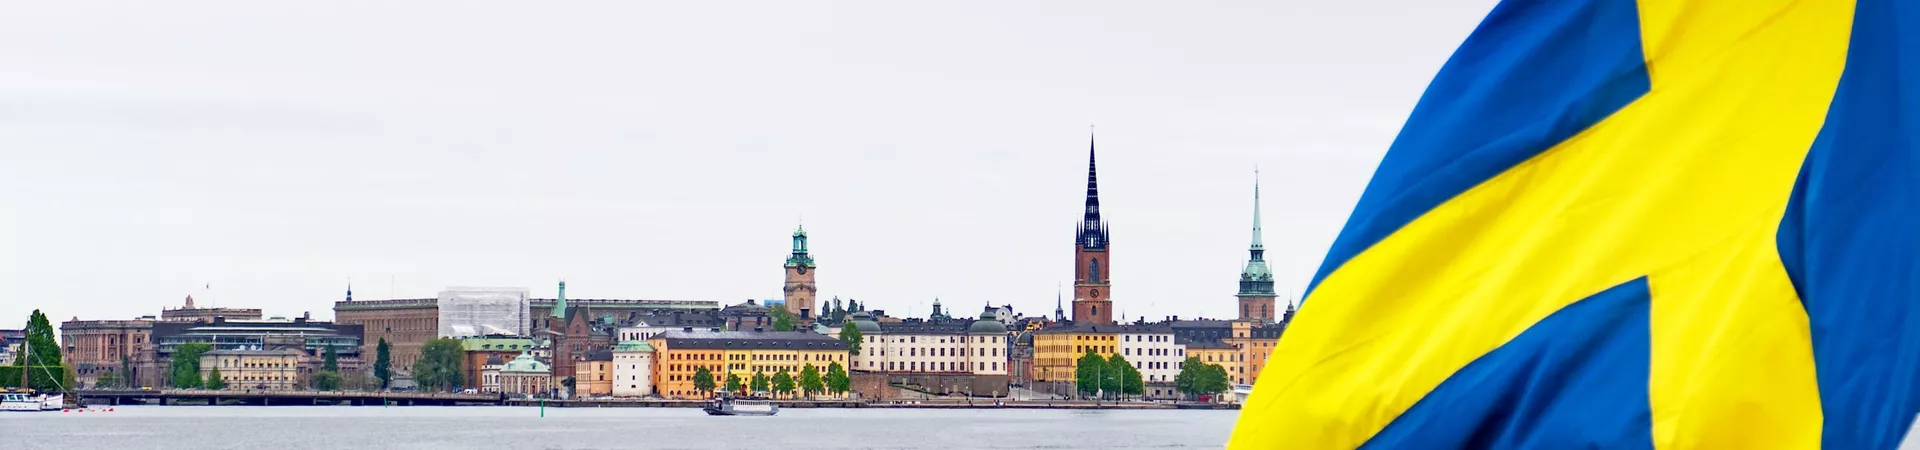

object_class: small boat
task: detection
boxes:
[1,391,62,412]
[704,393,777,416]
[3,338,63,412]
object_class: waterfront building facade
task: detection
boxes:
[59,318,154,388]
[459,336,534,391]
[333,297,439,374]
[573,349,614,397]
[200,348,306,390]
[846,309,1008,375]
[1115,324,1184,388]
[478,354,506,393]
[498,352,553,397]
[611,340,655,397]
[1031,323,1117,389]
[648,329,848,399]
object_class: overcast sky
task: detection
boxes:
[0,0,1496,329]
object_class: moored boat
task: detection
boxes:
[704,393,777,416]
[0,391,61,412]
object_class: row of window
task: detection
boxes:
[864,335,1004,344]
[872,361,1002,372]
[1121,335,1171,343]
[866,347,1002,358]
[1120,348,1182,357]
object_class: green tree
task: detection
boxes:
[322,345,339,372]
[725,373,743,393]
[799,364,824,398]
[313,371,342,391]
[1174,356,1206,401]
[1102,354,1128,399]
[1122,363,1145,398]
[769,306,795,331]
[411,338,466,392]
[120,356,133,388]
[772,368,796,398]
[692,367,716,397]
[825,361,850,396]
[96,370,121,389]
[372,338,392,389]
[837,325,863,356]
[1074,350,1105,398]
[750,370,770,394]
[204,367,227,390]
[847,299,861,313]
[17,310,62,367]
[169,342,214,389]
[1201,363,1232,397]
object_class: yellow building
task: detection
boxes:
[572,349,614,398]
[650,329,849,400]
[1032,323,1118,385]
[199,349,307,391]
[1186,341,1244,385]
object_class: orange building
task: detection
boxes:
[649,329,847,399]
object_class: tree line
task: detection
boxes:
[1071,350,1233,401]
[691,361,852,399]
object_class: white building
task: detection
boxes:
[479,354,506,393]
[437,287,531,337]
[612,340,655,397]
[847,309,1008,375]
[616,313,723,342]
[1116,324,1185,398]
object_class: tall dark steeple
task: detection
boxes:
[1072,130,1114,325]
[1077,134,1109,250]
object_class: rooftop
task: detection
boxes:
[655,330,849,351]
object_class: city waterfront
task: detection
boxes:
[4,406,1236,449]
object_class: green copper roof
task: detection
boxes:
[460,337,536,352]
[786,224,815,267]
[501,352,550,373]
[613,340,655,352]
[552,281,567,319]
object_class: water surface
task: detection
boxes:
[5,406,1235,449]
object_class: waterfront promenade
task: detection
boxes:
[75,389,1235,410]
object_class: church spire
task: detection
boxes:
[1076,131,1109,250]
[1251,168,1265,253]
[1239,170,1276,297]
[1055,283,1065,322]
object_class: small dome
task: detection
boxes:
[848,311,881,333]
[968,307,1006,334]
[501,352,550,373]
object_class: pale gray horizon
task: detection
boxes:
[0,0,1497,328]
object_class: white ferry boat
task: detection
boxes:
[0,392,61,412]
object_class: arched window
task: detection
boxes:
[1089,259,1101,284]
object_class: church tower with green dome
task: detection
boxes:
[783,224,818,321]
[1237,170,1278,323]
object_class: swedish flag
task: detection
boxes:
[1231,0,1920,448]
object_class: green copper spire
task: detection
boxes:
[1251,168,1264,251]
[552,280,567,319]
[1239,170,1276,296]
[785,224,815,267]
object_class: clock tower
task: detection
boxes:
[1072,134,1114,325]
[783,224,818,321]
